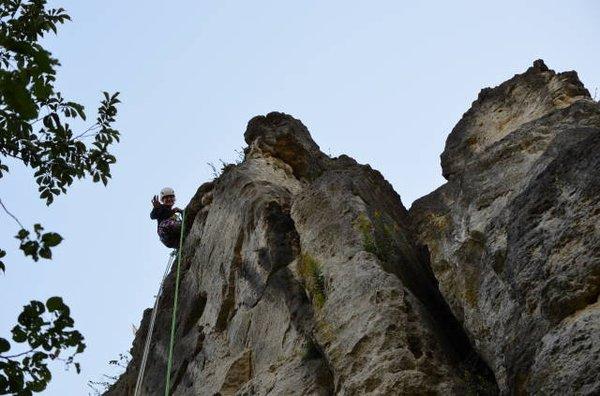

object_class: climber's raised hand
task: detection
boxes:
[152,195,161,208]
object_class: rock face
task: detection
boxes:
[107,61,599,395]
[411,60,600,394]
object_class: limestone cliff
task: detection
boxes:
[410,60,600,395]
[107,60,599,395]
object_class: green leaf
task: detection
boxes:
[39,246,51,259]
[33,224,44,239]
[67,102,86,120]
[20,241,40,261]
[41,233,62,247]
[11,327,27,343]
[16,229,30,240]
[30,380,47,392]
[0,337,10,353]
[32,352,48,364]
[46,297,64,312]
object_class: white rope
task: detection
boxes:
[134,253,175,396]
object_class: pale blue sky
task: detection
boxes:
[1,1,599,394]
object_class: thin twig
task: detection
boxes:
[0,198,25,229]
[0,348,35,360]
[29,107,49,126]
[74,130,100,140]
[73,123,100,140]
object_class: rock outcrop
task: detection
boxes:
[411,60,600,394]
[107,60,599,395]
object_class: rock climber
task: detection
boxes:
[150,187,183,249]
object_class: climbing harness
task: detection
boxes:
[133,210,186,396]
[165,209,186,395]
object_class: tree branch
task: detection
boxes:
[73,123,100,140]
[0,197,25,229]
[29,108,49,126]
[0,348,35,360]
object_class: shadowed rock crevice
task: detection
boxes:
[182,293,207,335]
[215,231,244,332]
[169,358,189,395]
[413,245,499,393]
[252,202,334,392]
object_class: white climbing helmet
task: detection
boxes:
[159,187,175,200]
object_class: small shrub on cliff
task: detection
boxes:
[207,147,245,178]
[457,231,487,307]
[298,253,326,308]
[357,213,378,255]
[356,212,397,262]
[86,352,131,395]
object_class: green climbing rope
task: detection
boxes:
[165,209,186,396]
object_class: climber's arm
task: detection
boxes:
[150,207,160,220]
[150,196,163,219]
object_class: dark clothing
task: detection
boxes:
[150,204,177,223]
[158,218,181,248]
[150,204,181,249]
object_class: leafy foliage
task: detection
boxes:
[0,0,121,204]
[0,0,121,266]
[0,0,122,393]
[0,298,86,395]
[15,223,62,261]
